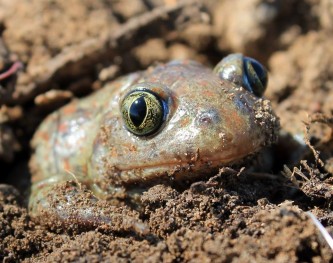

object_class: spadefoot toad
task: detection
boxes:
[29,54,279,229]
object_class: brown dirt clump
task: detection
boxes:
[1,0,333,262]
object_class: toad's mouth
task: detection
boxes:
[116,147,261,183]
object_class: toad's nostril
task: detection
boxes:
[196,109,220,126]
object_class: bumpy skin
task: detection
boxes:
[29,58,279,228]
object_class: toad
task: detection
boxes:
[29,54,279,229]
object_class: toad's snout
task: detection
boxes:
[196,109,221,126]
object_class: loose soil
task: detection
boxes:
[1,0,333,262]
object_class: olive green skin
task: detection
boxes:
[29,57,279,219]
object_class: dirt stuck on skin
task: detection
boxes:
[1,0,333,262]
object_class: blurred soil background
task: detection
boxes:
[1,0,333,262]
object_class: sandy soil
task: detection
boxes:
[1,0,333,262]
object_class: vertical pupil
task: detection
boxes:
[129,96,147,127]
[249,60,267,88]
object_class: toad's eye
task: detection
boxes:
[242,57,268,97]
[121,89,165,136]
[214,53,268,97]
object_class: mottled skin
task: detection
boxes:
[29,57,278,228]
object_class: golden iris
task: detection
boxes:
[121,90,164,136]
